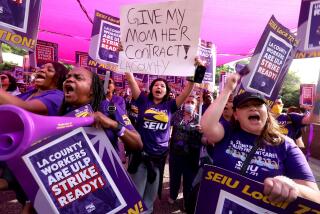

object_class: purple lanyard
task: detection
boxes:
[306,124,314,161]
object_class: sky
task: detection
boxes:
[226,57,320,85]
[290,57,320,84]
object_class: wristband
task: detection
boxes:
[117,126,126,137]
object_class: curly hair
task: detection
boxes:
[51,62,69,90]
[0,71,17,91]
[148,78,171,102]
[90,72,105,111]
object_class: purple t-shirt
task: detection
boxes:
[99,100,134,151]
[209,122,315,183]
[18,89,64,116]
[276,113,305,140]
[110,95,126,112]
[135,93,178,156]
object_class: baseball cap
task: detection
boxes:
[233,92,266,109]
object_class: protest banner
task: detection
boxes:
[88,10,120,72]
[35,40,58,67]
[296,0,320,59]
[112,72,125,89]
[175,76,183,85]
[133,73,145,82]
[119,0,204,76]
[148,74,159,84]
[23,128,126,213]
[96,67,108,76]
[75,51,88,67]
[237,16,299,106]
[300,84,316,108]
[0,0,41,51]
[5,105,146,214]
[165,76,175,83]
[198,40,216,84]
[195,165,320,214]
[218,71,227,94]
[142,74,149,84]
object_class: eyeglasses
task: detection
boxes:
[0,76,8,80]
[109,80,114,84]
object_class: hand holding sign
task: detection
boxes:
[92,112,118,130]
[187,57,206,83]
[263,176,299,203]
[225,73,240,92]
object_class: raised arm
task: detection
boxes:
[125,72,141,100]
[201,73,239,144]
[0,89,48,115]
[93,111,143,151]
[264,176,320,204]
[176,58,204,107]
[176,81,194,107]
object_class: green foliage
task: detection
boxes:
[0,62,17,71]
[61,62,73,71]
[215,64,234,85]
[280,70,301,107]
[1,43,27,56]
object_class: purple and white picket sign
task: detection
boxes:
[0,0,42,51]
[23,128,127,214]
[75,51,89,67]
[133,73,144,82]
[198,40,216,84]
[300,84,315,108]
[195,165,320,214]
[4,105,146,214]
[88,10,120,72]
[113,72,125,89]
[35,40,59,66]
[296,0,320,59]
[218,71,227,94]
[236,16,299,106]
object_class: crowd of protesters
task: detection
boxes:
[0,60,320,214]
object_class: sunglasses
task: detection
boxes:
[109,80,114,84]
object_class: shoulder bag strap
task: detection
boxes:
[240,137,261,175]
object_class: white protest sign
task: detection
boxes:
[119,0,204,76]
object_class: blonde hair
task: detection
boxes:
[261,111,285,145]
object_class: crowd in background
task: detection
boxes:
[0,62,319,214]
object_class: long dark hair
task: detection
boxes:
[0,72,17,91]
[60,68,105,115]
[90,72,105,111]
[51,62,69,90]
[148,78,171,102]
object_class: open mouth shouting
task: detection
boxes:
[248,112,261,124]
[34,73,46,83]
[153,89,164,99]
[63,83,75,98]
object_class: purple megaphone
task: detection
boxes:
[0,105,94,160]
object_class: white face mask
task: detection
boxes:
[184,104,196,113]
